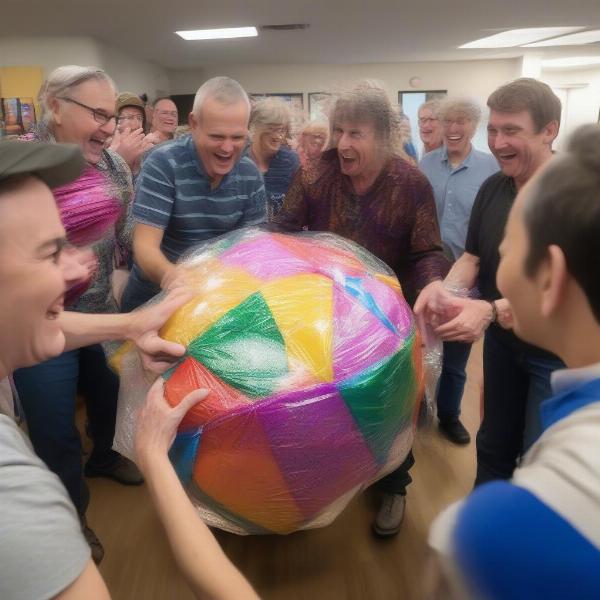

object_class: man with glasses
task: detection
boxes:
[418,100,443,157]
[419,97,498,445]
[150,97,179,142]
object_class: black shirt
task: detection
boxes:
[465,171,560,359]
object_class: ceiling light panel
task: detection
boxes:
[542,56,600,68]
[176,27,258,41]
[460,27,585,49]
[525,29,600,47]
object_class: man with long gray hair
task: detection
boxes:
[121,76,266,311]
[275,80,448,537]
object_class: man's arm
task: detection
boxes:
[60,289,191,372]
[272,167,309,231]
[133,223,175,287]
[135,380,259,600]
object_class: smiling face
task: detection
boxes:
[418,106,442,152]
[51,78,116,164]
[0,177,71,372]
[487,109,557,188]
[152,99,178,137]
[190,97,250,186]
[256,124,286,158]
[117,106,145,133]
[332,120,386,185]
[442,111,476,160]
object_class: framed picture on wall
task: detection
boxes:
[249,93,304,113]
[308,92,332,121]
[1,97,36,137]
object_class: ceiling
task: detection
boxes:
[2,0,600,69]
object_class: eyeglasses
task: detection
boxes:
[154,110,178,118]
[117,113,144,123]
[57,97,116,126]
[418,117,438,125]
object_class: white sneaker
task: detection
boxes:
[372,493,406,537]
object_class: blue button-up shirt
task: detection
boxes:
[420,146,498,260]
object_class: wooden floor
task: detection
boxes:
[88,343,482,600]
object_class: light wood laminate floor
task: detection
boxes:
[88,343,482,599]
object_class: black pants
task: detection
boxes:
[375,451,415,496]
[475,326,564,486]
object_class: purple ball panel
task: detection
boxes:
[258,384,378,520]
[333,285,400,380]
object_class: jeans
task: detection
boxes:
[375,451,415,496]
[13,344,121,515]
[120,264,161,313]
[475,325,564,486]
[436,341,472,422]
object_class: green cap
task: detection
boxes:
[0,141,85,189]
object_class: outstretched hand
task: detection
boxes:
[127,288,194,373]
[135,378,208,470]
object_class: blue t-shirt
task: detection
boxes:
[419,146,498,260]
[245,146,300,220]
[133,134,267,262]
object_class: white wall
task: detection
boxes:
[0,36,170,98]
[541,67,600,150]
[169,59,520,102]
[170,59,520,152]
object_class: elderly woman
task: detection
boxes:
[297,119,329,170]
[274,80,448,538]
[13,65,139,563]
[246,97,300,219]
[419,97,498,446]
[109,92,159,177]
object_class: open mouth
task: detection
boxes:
[446,135,463,143]
[497,151,518,161]
[214,153,233,167]
[46,297,64,320]
[89,137,107,152]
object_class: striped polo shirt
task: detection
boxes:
[429,369,600,599]
[133,134,266,262]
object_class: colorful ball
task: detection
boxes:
[114,228,424,534]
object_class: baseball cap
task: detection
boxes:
[0,141,85,188]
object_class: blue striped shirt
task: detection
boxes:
[133,134,266,262]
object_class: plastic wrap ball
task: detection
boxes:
[113,228,424,535]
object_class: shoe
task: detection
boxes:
[372,493,406,537]
[85,456,144,486]
[81,518,105,564]
[438,419,471,445]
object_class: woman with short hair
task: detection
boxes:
[246,97,300,219]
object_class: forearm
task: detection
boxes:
[135,241,174,286]
[61,311,134,351]
[444,253,480,291]
[141,455,258,600]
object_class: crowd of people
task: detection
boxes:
[1,63,599,599]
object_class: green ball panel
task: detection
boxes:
[187,292,289,398]
[339,333,418,464]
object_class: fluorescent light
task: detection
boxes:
[460,27,584,49]
[525,29,600,47]
[176,27,258,41]
[542,56,600,68]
